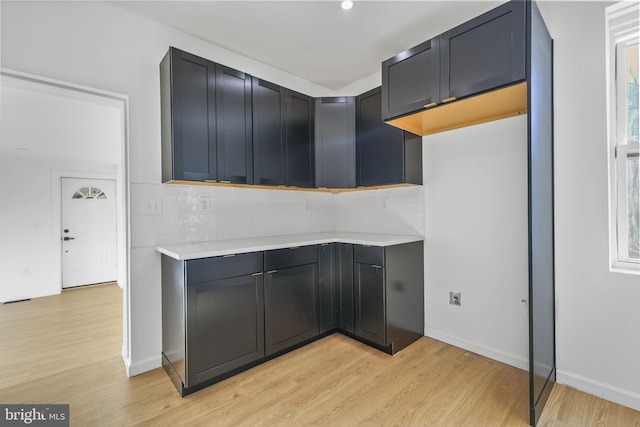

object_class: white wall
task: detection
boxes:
[422,115,529,370]
[538,1,640,410]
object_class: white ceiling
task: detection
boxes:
[112,1,503,90]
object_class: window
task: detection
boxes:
[607,1,639,272]
[72,186,108,200]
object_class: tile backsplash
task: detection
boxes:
[130,183,424,249]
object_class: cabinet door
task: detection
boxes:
[318,244,337,333]
[161,48,216,182]
[252,78,284,186]
[354,263,386,346]
[381,38,440,121]
[440,1,525,101]
[356,87,405,186]
[315,97,356,188]
[284,89,315,188]
[186,273,264,387]
[215,65,253,184]
[265,264,318,355]
[337,243,354,334]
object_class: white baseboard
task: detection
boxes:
[425,327,528,371]
[557,370,640,412]
[125,355,162,377]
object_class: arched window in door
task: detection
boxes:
[71,186,108,200]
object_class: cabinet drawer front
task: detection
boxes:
[353,245,384,266]
[187,252,263,283]
[264,245,318,270]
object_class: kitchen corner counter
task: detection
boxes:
[155,232,424,260]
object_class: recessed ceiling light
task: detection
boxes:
[341,0,353,10]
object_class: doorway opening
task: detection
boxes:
[0,69,131,375]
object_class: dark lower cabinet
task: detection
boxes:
[318,243,337,333]
[264,246,319,354]
[161,251,264,395]
[356,87,422,187]
[161,240,423,396]
[337,243,354,334]
[351,242,424,354]
[354,262,386,346]
[187,273,264,386]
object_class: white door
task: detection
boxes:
[61,178,117,288]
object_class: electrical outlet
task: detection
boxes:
[449,291,461,306]
[143,198,162,215]
[199,197,211,212]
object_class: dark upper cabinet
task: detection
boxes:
[215,65,253,184]
[252,80,315,188]
[161,47,253,184]
[315,97,356,188]
[440,0,525,102]
[356,87,422,187]
[381,38,440,121]
[161,48,217,182]
[252,78,284,186]
[381,1,526,123]
[284,89,315,188]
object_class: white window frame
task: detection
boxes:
[606,1,640,274]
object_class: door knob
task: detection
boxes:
[63,237,75,241]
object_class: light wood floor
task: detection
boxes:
[0,284,638,426]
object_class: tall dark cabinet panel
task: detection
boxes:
[356,87,422,187]
[440,0,525,102]
[315,97,356,188]
[337,243,354,334]
[527,2,555,425]
[160,48,217,182]
[215,65,253,184]
[285,90,315,188]
[264,246,319,355]
[252,78,284,186]
[381,38,440,121]
[318,243,337,333]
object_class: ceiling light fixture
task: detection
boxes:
[341,0,353,10]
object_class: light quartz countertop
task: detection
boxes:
[156,232,424,261]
